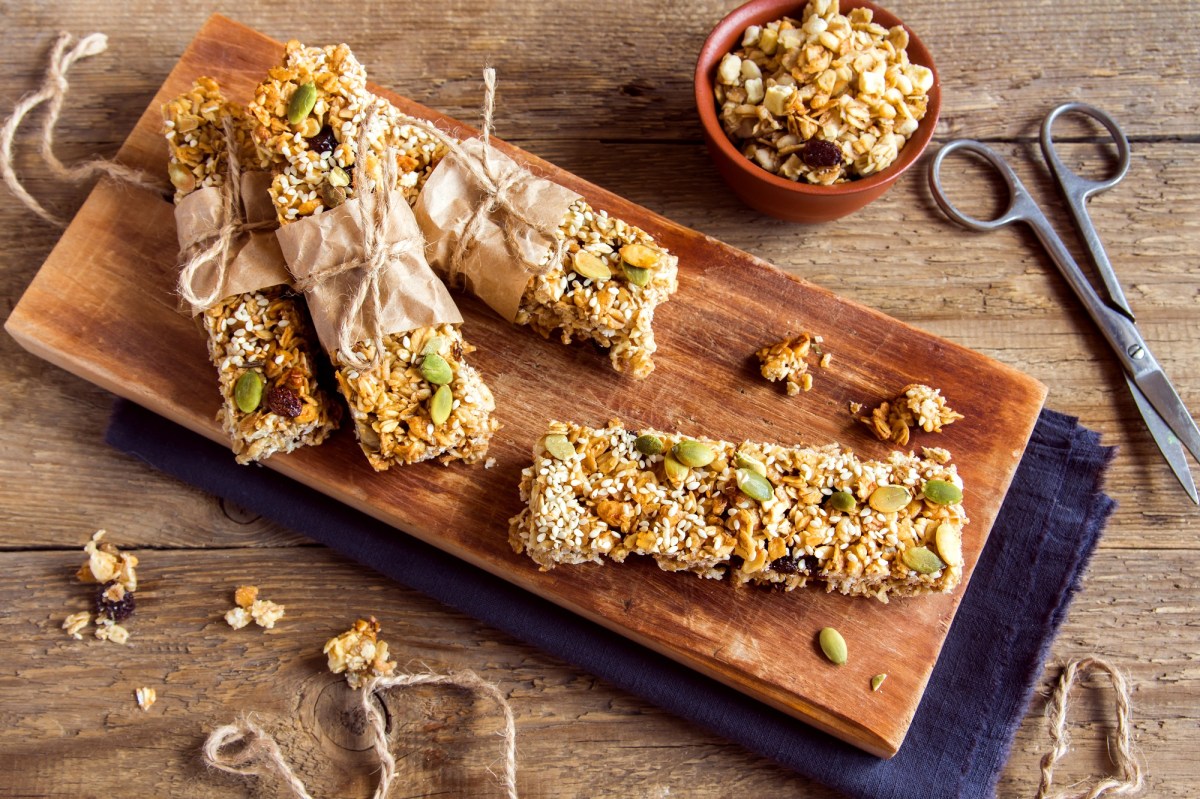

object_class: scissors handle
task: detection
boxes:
[1040,102,1134,319]
[928,139,1043,231]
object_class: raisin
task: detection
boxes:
[266,385,303,417]
[769,556,798,575]
[802,139,843,168]
[308,125,338,155]
[728,554,746,571]
[95,581,136,622]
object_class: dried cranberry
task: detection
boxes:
[95,581,136,622]
[802,139,843,168]
[308,125,338,155]
[266,385,303,417]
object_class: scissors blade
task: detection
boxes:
[1133,368,1200,466]
[1126,375,1199,504]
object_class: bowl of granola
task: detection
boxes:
[695,0,940,222]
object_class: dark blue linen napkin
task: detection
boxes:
[106,399,1115,799]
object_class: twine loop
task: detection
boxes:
[0,31,160,227]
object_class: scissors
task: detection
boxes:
[928,102,1200,505]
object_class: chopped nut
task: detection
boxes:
[135,686,157,711]
[63,611,91,640]
[234,585,259,609]
[324,617,397,689]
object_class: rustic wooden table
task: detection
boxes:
[2,1,1197,797]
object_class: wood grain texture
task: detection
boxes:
[1,0,1198,795]
[5,14,1050,757]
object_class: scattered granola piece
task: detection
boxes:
[324,617,397,689]
[484,457,497,470]
[95,619,130,644]
[95,581,136,622]
[79,530,138,591]
[234,585,259,609]
[62,611,91,640]
[135,686,157,711]
[756,334,824,395]
[223,586,285,630]
[859,384,964,446]
[224,606,253,630]
[250,599,286,629]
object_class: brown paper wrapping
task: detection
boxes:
[414,137,581,322]
[276,189,462,356]
[175,171,290,315]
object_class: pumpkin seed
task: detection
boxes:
[663,455,689,484]
[420,335,447,357]
[429,384,452,426]
[543,434,576,461]
[736,468,774,502]
[622,264,652,287]
[287,82,317,125]
[572,251,612,281]
[819,627,848,665]
[673,440,715,468]
[419,353,453,385]
[735,452,767,477]
[902,546,945,574]
[871,674,887,692]
[328,166,351,188]
[634,434,664,456]
[234,371,264,413]
[923,479,963,505]
[619,243,662,270]
[934,523,963,567]
[828,490,857,513]
[869,485,911,513]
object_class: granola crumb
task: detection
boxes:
[135,686,157,711]
[250,599,286,629]
[324,617,397,689]
[859,384,964,446]
[234,585,259,608]
[484,457,497,470]
[63,611,91,640]
[756,334,827,395]
[848,401,863,415]
[224,606,253,630]
[95,619,130,644]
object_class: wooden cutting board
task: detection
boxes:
[5,14,1046,757]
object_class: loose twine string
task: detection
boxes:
[1036,658,1145,799]
[203,670,518,799]
[0,32,160,227]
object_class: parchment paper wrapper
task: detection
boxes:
[414,138,581,322]
[175,171,291,316]
[276,189,462,355]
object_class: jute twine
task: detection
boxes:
[291,106,418,367]
[391,68,568,288]
[176,116,276,311]
[203,670,518,799]
[1036,658,1145,799]
[0,32,160,227]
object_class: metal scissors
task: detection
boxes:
[928,102,1200,504]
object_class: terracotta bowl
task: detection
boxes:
[694,0,941,223]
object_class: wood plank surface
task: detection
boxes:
[1,0,1198,796]
[5,14,1050,757]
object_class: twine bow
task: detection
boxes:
[290,107,418,367]
[392,68,567,289]
[203,670,518,799]
[176,117,275,311]
[0,32,161,227]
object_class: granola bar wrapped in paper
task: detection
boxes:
[510,420,969,602]
[413,71,680,379]
[249,43,497,468]
[163,77,340,464]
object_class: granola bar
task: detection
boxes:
[510,420,968,602]
[249,44,497,468]
[163,78,341,464]
[249,41,677,379]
